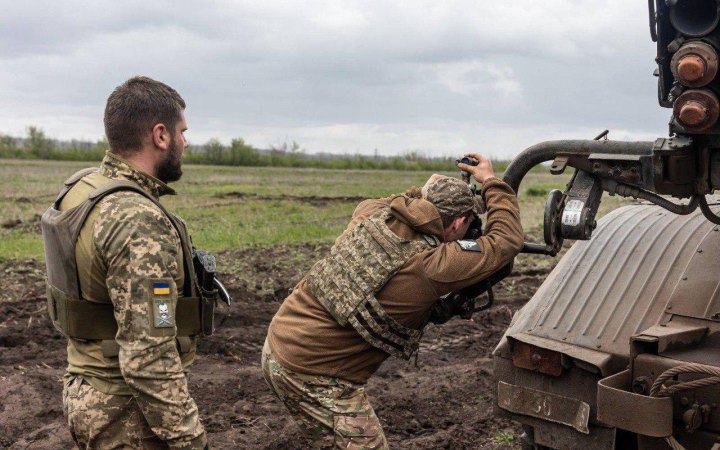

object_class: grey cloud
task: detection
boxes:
[0,0,674,158]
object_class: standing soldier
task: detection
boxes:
[262,154,524,449]
[42,77,208,449]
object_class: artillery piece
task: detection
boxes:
[492,1,720,449]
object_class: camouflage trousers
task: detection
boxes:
[63,376,168,449]
[261,340,388,449]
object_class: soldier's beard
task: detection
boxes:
[157,136,183,183]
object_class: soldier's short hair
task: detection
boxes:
[104,76,186,155]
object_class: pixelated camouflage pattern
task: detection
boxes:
[60,152,206,449]
[304,208,430,360]
[100,151,176,198]
[262,341,388,450]
[63,376,170,449]
[423,176,482,218]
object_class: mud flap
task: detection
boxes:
[497,381,590,434]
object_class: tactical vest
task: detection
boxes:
[305,208,439,360]
[41,168,208,345]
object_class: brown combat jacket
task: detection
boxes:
[268,177,524,384]
[58,152,206,449]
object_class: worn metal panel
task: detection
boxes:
[507,202,720,364]
[498,381,591,433]
[667,226,720,321]
[493,354,615,450]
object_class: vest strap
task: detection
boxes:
[64,168,99,186]
[52,168,99,208]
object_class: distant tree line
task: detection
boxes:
[0,127,108,161]
[0,127,512,172]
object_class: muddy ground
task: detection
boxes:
[0,244,552,449]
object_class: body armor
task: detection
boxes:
[305,208,439,359]
[41,168,208,344]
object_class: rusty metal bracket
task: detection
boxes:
[550,155,569,175]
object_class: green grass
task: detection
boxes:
[0,159,633,260]
[525,182,567,197]
[493,431,515,443]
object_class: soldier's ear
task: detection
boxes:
[451,215,469,234]
[151,123,170,151]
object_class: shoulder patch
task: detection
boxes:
[153,298,174,328]
[148,279,175,329]
[456,240,482,252]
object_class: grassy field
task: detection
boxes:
[0,159,633,260]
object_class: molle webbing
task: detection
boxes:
[305,209,437,360]
[41,171,201,341]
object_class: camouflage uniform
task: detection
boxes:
[53,152,206,449]
[261,340,387,450]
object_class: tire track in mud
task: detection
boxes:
[213,191,367,206]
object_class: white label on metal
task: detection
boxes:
[562,200,584,226]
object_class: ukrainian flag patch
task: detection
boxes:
[153,281,171,295]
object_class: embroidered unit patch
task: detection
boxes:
[456,240,482,252]
[153,281,170,295]
[153,299,174,328]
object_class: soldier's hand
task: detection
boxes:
[457,153,495,183]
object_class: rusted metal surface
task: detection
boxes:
[677,55,706,83]
[493,350,616,449]
[504,202,720,370]
[671,41,719,87]
[497,381,591,434]
[673,89,720,131]
[597,370,674,437]
[507,333,617,376]
[511,340,563,376]
[678,100,710,127]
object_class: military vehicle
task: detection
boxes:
[490,1,720,449]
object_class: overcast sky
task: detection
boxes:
[0,1,670,159]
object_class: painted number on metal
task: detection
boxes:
[497,381,590,434]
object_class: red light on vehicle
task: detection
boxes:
[511,341,563,377]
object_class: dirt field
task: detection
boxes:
[0,242,552,449]
[0,160,630,449]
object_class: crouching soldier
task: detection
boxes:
[262,153,524,449]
